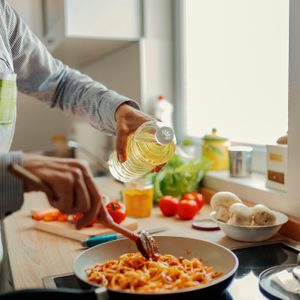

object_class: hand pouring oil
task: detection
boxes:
[108,120,176,182]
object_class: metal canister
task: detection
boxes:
[229,146,253,177]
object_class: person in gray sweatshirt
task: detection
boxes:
[0,0,152,227]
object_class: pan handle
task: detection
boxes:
[0,288,109,300]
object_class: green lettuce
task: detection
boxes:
[147,154,211,202]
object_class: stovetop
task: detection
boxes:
[43,242,299,300]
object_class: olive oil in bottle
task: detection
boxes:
[108,121,176,182]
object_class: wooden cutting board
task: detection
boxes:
[34,218,138,241]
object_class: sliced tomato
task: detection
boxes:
[72,212,83,223]
[31,208,60,221]
[71,212,95,227]
[57,213,68,222]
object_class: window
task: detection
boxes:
[180,0,289,145]
[175,0,300,219]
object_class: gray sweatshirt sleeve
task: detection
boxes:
[0,151,23,218]
[4,2,140,135]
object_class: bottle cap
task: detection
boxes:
[155,126,174,145]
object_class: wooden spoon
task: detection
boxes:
[98,202,159,260]
[8,164,160,260]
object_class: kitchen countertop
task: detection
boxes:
[2,177,295,290]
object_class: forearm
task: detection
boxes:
[51,67,140,135]
[0,151,24,219]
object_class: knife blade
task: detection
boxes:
[81,227,167,248]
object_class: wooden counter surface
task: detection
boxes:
[2,177,293,290]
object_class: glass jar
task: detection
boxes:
[122,178,154,218]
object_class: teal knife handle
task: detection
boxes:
[83,234,118,248]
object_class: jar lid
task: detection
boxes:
[228,146,253,152]
[125,177,153,189]
[192,218,220,231]
[203,128,228,142]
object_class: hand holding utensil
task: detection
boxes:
[9,163,161,260]
[8,163,57,199]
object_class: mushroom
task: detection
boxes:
[210,192,242,222]
[252,204,276,226]
[228,203,253,226]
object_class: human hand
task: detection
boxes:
[74,178,126,229]
[22,154,101,229]
[151,164,166,173]
[115,103,153,163]
[71,172,116,229]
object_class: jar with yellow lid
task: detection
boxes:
[201,128,230,170]
[122,178,154,218]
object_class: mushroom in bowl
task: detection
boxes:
[252,204,277,226]
[210,210,288,242]
[210,192,288,242]
[210,192,242,223]
[227,203,253,226]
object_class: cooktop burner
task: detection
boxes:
[43,242,299,300]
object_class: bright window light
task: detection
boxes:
[184,0,289,145]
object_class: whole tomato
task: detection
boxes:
[106,201,127,224]
[177,199,198,220]
[181,192,205,211]
[159,195,179,217]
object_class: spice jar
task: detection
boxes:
[122,178,154,218]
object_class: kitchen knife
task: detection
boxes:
[81,227,167,248]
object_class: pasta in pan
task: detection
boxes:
[86,252,223,292]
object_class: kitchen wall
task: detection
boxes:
[9,0,71,152]
[12,95,72,152]
[140,0,174,114]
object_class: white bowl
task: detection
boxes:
[210,210,288,242]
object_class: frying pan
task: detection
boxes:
[74,235,238,299]
[0,236,238,300]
